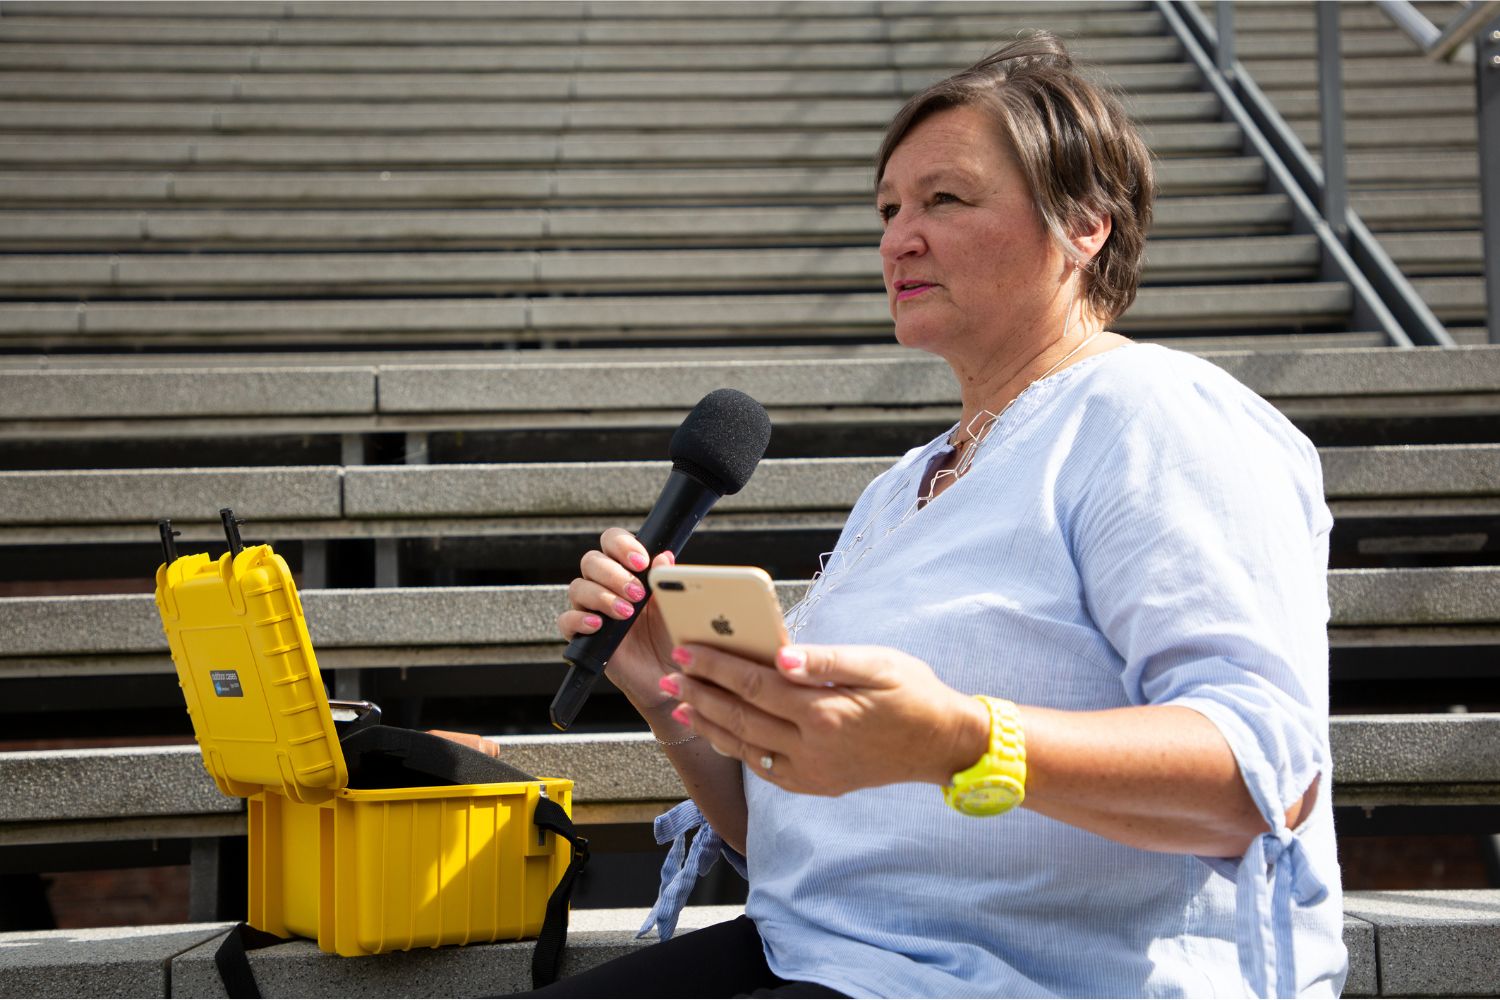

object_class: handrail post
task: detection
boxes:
[1215,0,1235,78]
[1480,19,1500,344]
[1316,2,1350,245]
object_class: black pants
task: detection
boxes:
[510,916,849,999]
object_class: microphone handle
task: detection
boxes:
[550,471,721,730]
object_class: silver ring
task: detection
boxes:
[759,753,775,772]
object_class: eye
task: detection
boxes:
[877,202,899,224]
[932,191,960,206]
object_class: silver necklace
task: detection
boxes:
[785,326,1104,642]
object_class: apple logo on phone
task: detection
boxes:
[712,616,734,636]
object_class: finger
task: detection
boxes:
[579,549,647,604]
[672,702,790,787]
[672,667,800,752]
[773,644,902,689]
[427,730,501,758]
[556,608,605,640]
[601,527,653,574]
[677,643,808,717]
[567,577,638,621]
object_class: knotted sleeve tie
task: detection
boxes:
[636,799,748,941]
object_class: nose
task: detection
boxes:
[879,209,926,265]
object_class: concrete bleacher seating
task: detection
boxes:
[1,0,1496,995]
[2,565,1497,675]
[5,889,1495,999]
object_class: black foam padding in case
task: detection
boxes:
[340,725,536,790]
[669,388,772,496]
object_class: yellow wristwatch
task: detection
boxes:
[943,696,1027,817]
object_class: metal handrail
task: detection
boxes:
[1376,0,1500,62]
[1166,0,1462,347]
[1157,2,1414,347]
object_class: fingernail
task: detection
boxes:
[625,582,646,602]
[582,614,602,630]
[671,646,693,666]
[777,647,807,674]
[614,599,634,617]
[627,552,649,571]
[671,704,691,726]
[663,550,676,566]
[658,675,680,697]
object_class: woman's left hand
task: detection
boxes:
[664,643,988,796]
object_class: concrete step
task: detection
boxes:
[15,342,1499,446]
[0,237,1325,297]
[23,892,1500,1000]
[1354,191,1479,232]
[0,445,1493,532]
[2,715,1498,822]
[1376,231,1483,276]
[0,160,1269,208]
[1295,117,1476,153]
[0,907,1373,1000]
[1412,276,1486,324]
[1344,151,1477,187]
[22,892,1500,1000]
[0,118,1245,164]
[0,284,1355,350]
[0,103,1231,140]
[6,343,1498,453]
[1230,3,1469,32]
[0,332,1424,374]
[1272,87,1474,119]
[1229,29,1441,59]
[0,195,1297,251]
[0,64,1209,101]
[0,1,1153,18]
[1242,56,1471,91]
[0,92,1224,132]
[0,9,1173,45]
[0,36,1186,72]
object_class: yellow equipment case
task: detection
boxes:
[153,510,586,994]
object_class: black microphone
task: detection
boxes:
[549,388,772,731]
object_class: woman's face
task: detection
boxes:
[877,104,1066,361]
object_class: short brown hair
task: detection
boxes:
[875,33,1155,324]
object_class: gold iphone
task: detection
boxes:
[648,564,788,664]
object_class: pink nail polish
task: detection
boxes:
[614,599,634,617]
[658,675,680,697]
[777,647,807,674]
[626,582,646,602]
[671,704,691,726]
[671,646,692,666]
[582,614,602,630]
[627,552,649,571]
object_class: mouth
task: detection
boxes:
[893,280,938,302]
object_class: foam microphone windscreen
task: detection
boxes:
[669,388,773,495]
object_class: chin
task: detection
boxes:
[892,317,947,355]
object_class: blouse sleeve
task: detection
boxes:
[1070,378,1334,998]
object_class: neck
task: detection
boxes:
[948,313,1108,444]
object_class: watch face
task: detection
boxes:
[958,777,1022,817]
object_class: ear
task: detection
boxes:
[1070,212,1111,267]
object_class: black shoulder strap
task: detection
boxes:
[339,725,539,786]
[530,794,590,990]
[213,922,288,999]
[213,726,588,995]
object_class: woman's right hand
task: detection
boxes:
[557,527,679,714]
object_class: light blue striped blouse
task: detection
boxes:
[644,343,1347,998]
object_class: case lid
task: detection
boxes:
[155,544,346,804]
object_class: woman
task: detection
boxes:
[547,34,1345,999]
